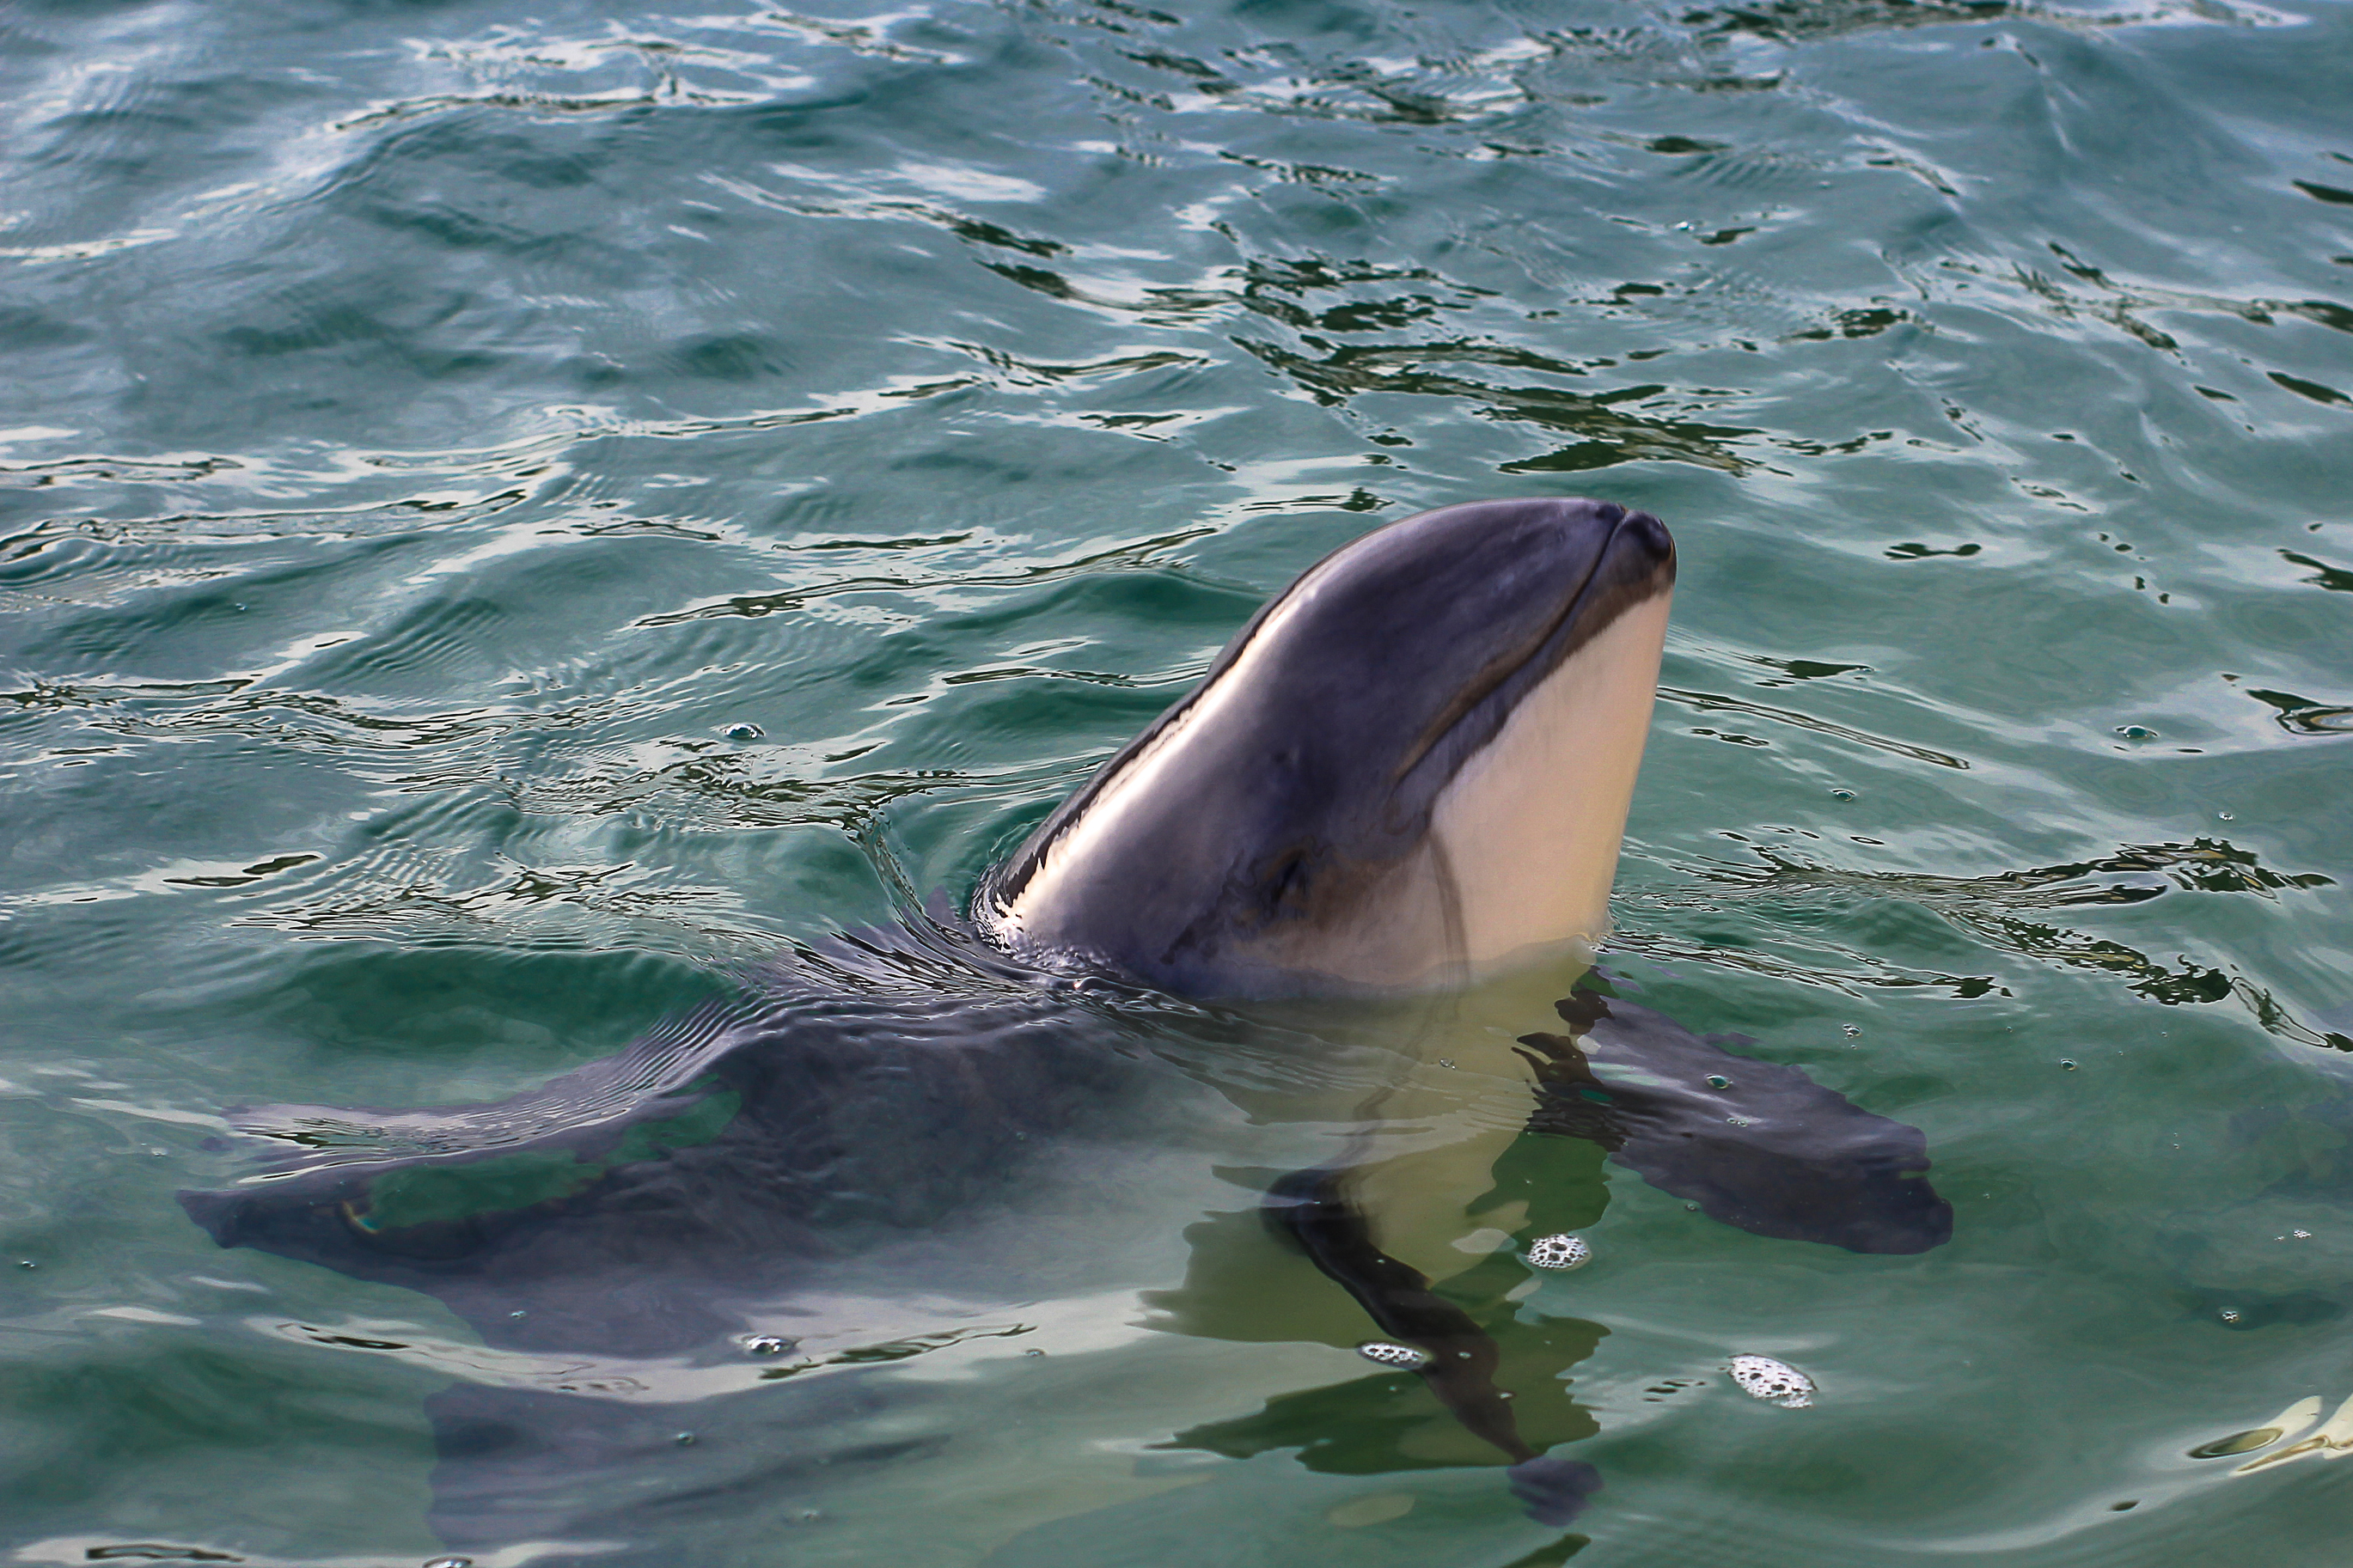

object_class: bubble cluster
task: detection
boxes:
[1357,1340,1432,1370]
[1728,1354,1815,1408]
[1525,1234,1591,1271]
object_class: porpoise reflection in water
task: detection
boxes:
[184,498,1953,1549]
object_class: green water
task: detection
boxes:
[3,0,2350,1559]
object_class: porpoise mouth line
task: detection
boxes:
[1386,503,1668,792]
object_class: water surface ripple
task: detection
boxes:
[2,0,2350,1561]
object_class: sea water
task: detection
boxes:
[2,0,2350,1561]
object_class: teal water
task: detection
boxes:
[3,0,2350,1560]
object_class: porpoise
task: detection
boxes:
[184,497,1951,1547]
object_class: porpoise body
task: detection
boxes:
[184,497,1950,1549]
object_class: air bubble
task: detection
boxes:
[2061,1060,2077,1071]
[724,723,763,741]
[1830,788,1856,801]
[2220,1309,2241,1325]
[2117,725,2157,741]
[1357,1340,1431,1370]
[425,1559,472,1568]
[1728,1354,1815,1408]
[2191,1425,2285,1459]
[2295,1229,2313,1239]
[1842,1024,1861,1037]
[675,1431,697,1445]
[2218,811,2235,821]
[743,1334,794,1356]
[1525,1234,1590,1270]
[1706,1075,1733,1089]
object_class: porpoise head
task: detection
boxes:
[978,497,1676,998]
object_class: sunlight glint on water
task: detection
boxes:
[1,0,2349,1561]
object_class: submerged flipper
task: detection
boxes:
[1262,1167,1603,1526]
[1521,988,1953,1254]
[1244,984,1950,1527]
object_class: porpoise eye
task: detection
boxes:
[1260,850,1311,910]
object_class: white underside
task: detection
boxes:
[1422,590,1672,982]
